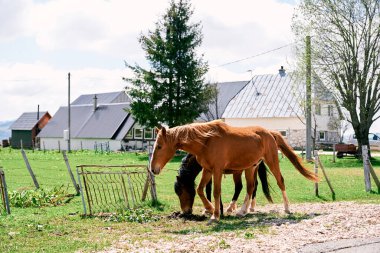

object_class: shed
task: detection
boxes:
[10,111,51,148]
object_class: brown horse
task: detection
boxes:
[151,120,318,223]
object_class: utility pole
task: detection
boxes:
[306,36,312,161]
[68,72,71,153]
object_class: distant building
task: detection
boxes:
[222,68,340,148]
[37,91,155,151]
[10,111,51,148]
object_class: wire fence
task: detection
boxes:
[76,165,157,215]
[0,168,11,214]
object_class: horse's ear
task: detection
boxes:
[161,127,167,137]
[155,127,160,134]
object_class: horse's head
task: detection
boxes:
[174,176,196,214]
[150,127,177,175]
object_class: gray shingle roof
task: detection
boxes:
[10,112,49,130]
[222,73,304,118]
[71,91,131,105]
[37,103,131,140]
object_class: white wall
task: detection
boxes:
[39,138,122,151]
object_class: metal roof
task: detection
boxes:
[199,81,248,121]
[37,103,131,140]
[222,73,304,119]
[10,112,49,130]
[71,91,131,105]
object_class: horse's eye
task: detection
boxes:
[157,145,162,150]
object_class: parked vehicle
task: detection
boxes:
[344,132,380,151]
[335,143,358,158]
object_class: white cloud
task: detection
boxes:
[0,62,130,120]
[0,0,299,121]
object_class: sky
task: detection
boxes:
[0,0,299,122]
[3,0,380,133]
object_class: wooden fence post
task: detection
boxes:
[21,149,39,189]
[315,150,336,200]
[62,151,80,195]
[332,144,336,163]
[0,168,11,214]
[313,150,319,197]
[362,145,372,192]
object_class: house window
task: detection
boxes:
[144,128,153,139]
[328,105,334,116]
[126,129,133,139]
[279,130,287,137]
[134,128,143,139]
[319,131,326,141]
[315,104,321,115]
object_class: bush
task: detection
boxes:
[9,186,72,208]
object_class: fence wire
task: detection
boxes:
[0,168,11,214]
[76,165,156,215]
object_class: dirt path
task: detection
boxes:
[102,202,380,253]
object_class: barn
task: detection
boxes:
[10,111,51,148]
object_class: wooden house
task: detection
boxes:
[10,111,51,148]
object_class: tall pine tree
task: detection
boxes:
[124,0,211,128]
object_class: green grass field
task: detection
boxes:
[0,148,379,252]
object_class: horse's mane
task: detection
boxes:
[167,120,223,146]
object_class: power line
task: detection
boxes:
[213,42,295,68]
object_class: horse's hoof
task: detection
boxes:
[202,209,213,216]
[285,209,291,214]
[236,211,247,217]
[249,208,255,212]
[207,218,219,225]
[226,202,237,214]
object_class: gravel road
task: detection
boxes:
[101,201,380,253]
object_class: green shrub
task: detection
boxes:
[9,186,71,208]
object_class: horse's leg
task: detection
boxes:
[209,169,223,224]
[206,178,212,202]
[264,151,290,213]
[250,166,259,212]
[226,172,243,214]
[197,169,214,215]
[236,167,255,217]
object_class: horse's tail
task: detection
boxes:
[270,131,319,182]
[258,162,273,203]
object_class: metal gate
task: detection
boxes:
[0,168,11,214]
[76,165,157,215]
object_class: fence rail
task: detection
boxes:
[0,168,11,214]
[76,165,156,215]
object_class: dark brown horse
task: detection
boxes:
[151,120,318,223]
[174,153,272,215]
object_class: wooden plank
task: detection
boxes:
[62,151,80,195]
[21,149,39,189]
[368,163,380,193]
[0,169,11,214]
[316,153,336,200]
[362,145,372,192]
[313,151,319,197]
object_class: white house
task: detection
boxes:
[222,68,340,148]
